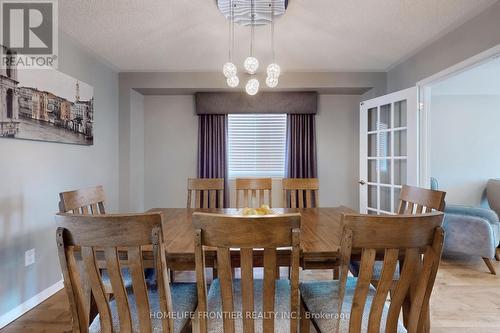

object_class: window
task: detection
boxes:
[228,114,287,178]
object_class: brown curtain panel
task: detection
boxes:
[197,114,229,207]
[285,114,318,178]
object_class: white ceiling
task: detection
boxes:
[59,0,497,72]
[432,56,500,96]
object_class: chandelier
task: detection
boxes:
[219,0,287,95]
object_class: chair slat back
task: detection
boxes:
[337,213,445,333]
[56,213,174,333]
[282,178,319,208]
[193,212,301,333]
[59,186,106,214]
[397,185,446,214]
[235,178,273,208]
[187,178,224,209]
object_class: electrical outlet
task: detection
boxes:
[25,248,35,267]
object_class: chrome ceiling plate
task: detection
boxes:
[217,0,288,26]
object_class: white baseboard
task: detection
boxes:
[0,279,64,329]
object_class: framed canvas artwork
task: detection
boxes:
[1,46,94,145]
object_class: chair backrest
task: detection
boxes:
[56,213,174,333]
[187,178,224,208]
[282,178,319,208]
[193,212,301,333]
[397,185,446,214]
[486,178,500,217]
[235,178,273,208]
[59,185,106,214]
[337,213,445,333]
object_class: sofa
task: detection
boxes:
[433,178,500,274]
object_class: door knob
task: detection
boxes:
[359,180,366,185]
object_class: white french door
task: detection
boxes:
[359,87,418,214]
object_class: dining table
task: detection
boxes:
[146,206,357,270]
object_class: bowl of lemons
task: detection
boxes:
[241,204,273,216]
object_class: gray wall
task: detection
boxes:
[142,94,360,210]
[0,33,119,318]
[317,95,360,209]
[144,95,198,209]
[129,91,145,212]
[387,1,500,93]
[431,94,500,206]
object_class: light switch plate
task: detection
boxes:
[25,248,35,267]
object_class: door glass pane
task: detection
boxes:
[380,186,391,212]
[379,159,391,184]
[379,104,391,129]
[394,159,407,185]
[368,209,378,215]
[378,132,391,157]
[368,134,377,157]
[394,130,407,157]
[368,185,377,209]
[368,107,377,131]
[394,187,401,213]
[394,100,407,127]
[368,160,377,183]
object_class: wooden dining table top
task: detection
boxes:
[147,206,356,259]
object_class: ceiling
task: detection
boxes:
[59,0,497,72]
[432,56,500,96]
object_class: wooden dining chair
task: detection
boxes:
[58,185,140,295]
[300,212,445,333]
[350,185,446,279]
[397,185,446,214]
[193,212,301,333]
[56,212,197,333]
[59,185,106,214]
[282,178,319,208]
[235,178,273,208]
[187,178,224,209]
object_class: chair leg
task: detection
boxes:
[495,248,500,261]
[482,257,497,275]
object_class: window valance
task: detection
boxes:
[195,92,317,115]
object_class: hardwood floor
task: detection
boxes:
[1,255,499,333]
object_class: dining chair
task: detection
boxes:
[193,212,301,333]
[280,178,320,278]
[59,185,106,214]
[397,185,446,214]
[187,178,224,209]
[56,212,197,333]
[350,185,446,279]
[59,186,141,295]
[300,212,445,333]
[282,178,319,208]
[235,178,273,208]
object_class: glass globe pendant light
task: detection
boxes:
[244,56,259,75]
[223,0,239,87]
[245,0,260,95]
[245,78,259,95]
[244,0,259,75]
[266,1,281,88]
[265,75,278,88]
[227,75,239,88]
[223,62,237,78]
[267,63,281,78]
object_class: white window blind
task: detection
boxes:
[228,114,287,178]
